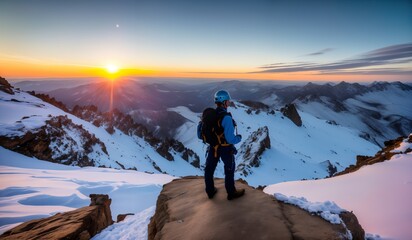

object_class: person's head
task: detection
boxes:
[214,90,231,108]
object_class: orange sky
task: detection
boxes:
[1,59,409,82]
[1,1,410,83]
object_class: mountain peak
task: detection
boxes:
[369,81,412,91]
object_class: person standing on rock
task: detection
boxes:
[197,90,245,200]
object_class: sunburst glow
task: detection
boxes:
[106,64,119,74]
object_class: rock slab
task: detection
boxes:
[149,177,361,240]
[0,194,113,240]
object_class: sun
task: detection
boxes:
[106,64,119,74]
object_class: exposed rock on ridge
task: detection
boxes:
[0,77,14,95]
[148,177,364,240]
[335,134,411,176]
[72,105,200,168]
[0,115,108,167]
[0,194,113,240]
[237,126,271,176]
[281,103,302,127]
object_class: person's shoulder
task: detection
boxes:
[220,112,232,119]
[221,114,233,125]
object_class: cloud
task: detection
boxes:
[306,48,334,56]
[255,43,412,74]
[317,69,412,76]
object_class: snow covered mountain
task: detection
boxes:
[170,101,380,186]
[4,78,405,185]
[1,77,411,239]
[289,81,412,146]
[0,80,202,176]
[39,79,412,145]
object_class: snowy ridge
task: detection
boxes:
[264,134,412,240]
[295,82,412,146]
[170,101,380,186]
[0,87,202,176]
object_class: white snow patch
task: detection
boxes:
[92,206,155,240]
[274,193,344,224]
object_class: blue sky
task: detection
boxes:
[0,0,411,81]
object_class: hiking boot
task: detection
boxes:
[227,189,245,200]
[207,188,218,199]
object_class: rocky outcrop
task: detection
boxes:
[148,177,363,240]
[0,194,113,240]
[72,105,201,168]
[156,138,200,168]
[237,126,270,176]
[320,160,338,177]
[29,92,70,113]
[0,115,109,167]
[71,106,150,138]
[281,103,302,127]
[240,100,270,115]
[0,77,14,95]
[340,211,365,240]
[335,135,411,176]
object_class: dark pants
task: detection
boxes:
[204,145,236,195]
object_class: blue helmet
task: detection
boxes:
[214,90,231,103]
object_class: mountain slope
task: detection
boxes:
[0,84,202,176]
[294,82,412,146]
[169,101,380,186]
[264,134,412,240]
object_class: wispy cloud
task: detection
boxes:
[305,48,334,56]
[255,43,412,74]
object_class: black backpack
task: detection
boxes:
[200,108,230,146]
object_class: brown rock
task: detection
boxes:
[340,211,365,240]
[0,115,108,167]
[281,103,302,127]
[335,135,407,176]
[148,177,356,240]
[0,77,14,95]
[117,213,135,222]
[0,194,113,240]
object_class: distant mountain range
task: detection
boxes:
[15,79,411,146]
[4,77,404,185]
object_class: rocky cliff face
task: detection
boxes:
[72,105,200,168]
[281,103,302,127]
[0,194,113,240]
[0,115,109,167]
[72,105,150,138]
[237,126,270,176]
[155,138,200,168]
[148,177,364,240]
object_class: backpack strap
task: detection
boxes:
[212,112,232,157]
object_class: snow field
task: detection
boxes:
[0,146,175,235]
[264,139,412,240]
